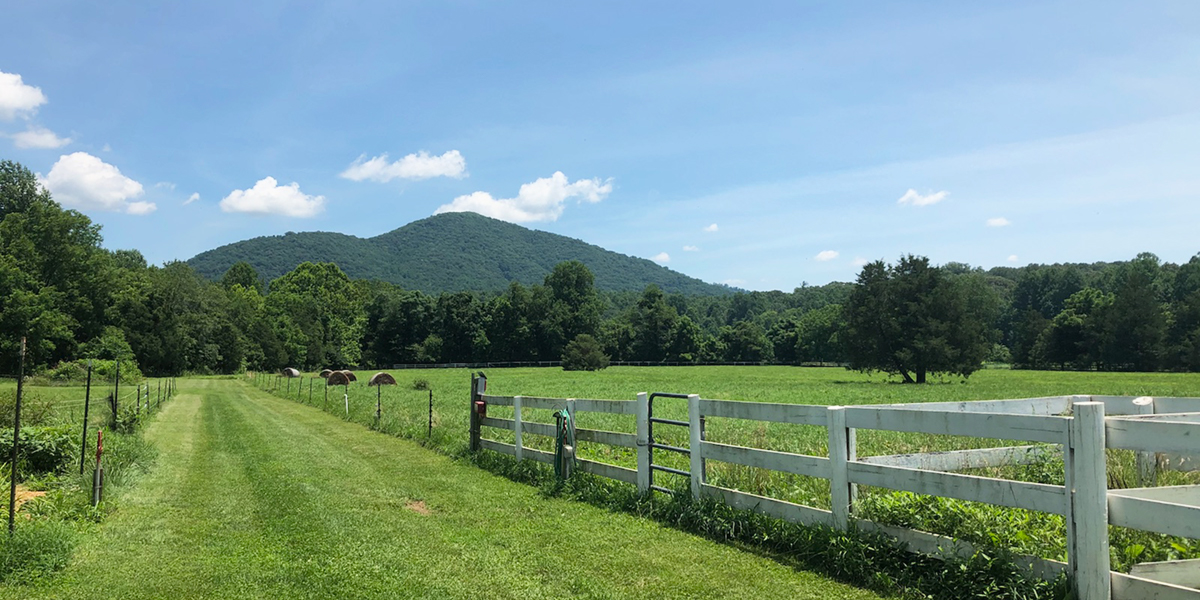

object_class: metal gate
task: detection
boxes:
[647,392,693,494]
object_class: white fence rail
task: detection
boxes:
[471,385,1200,600]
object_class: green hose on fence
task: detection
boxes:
[553,408,575,479]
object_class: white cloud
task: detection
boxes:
[220,177,325,217]
[652,252,670,264]
[815,250,839,261]
[183,192,200,205]
[434,171,611,223]
[102,144,111,152]
[126,201,157,215]
[41,152,152,215]
[340,150,467,182]
[703,223,719,232]
[987,217,1011,227]
[682,245,699,252]
[723,278,746,286]
[0,71,47,120]
[897,188,948,207]
[10,126,70,149]
[852,257,870,267]
[154,181,176,190]
[1008,254,1019,263]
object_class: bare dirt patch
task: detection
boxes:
[405,500,431,515]
[14,486,46,512]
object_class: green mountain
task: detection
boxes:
[187,212,733,295]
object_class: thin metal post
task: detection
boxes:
[309,378,313,404]
[428,390,433,438]
[80,360,92,474]
[9,337,26,534]
[113,359,120,427]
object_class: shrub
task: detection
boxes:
[562,334,610,371]
[412,378,431,391]
[43,359,142,385]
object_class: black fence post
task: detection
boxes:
[428,389,433,438]
[80,360,92,475]
[112,360,120,428]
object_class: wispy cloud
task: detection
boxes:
[340,150,467,182]
[897,188,948,207]
[815,250,839,261]
[220,177,325,217]
[852,257,870,267]
[683,245,699,252]
[652,252,670,263]
[435,172,611,223]
[183,192,200,205]
[1008,254,1019,262]
[703,223,718,232]
[10,126,70,149]
[986,217,1011,227]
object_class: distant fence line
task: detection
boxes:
[390,361,847,370]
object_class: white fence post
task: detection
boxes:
[828,406,856,530]
[636,392,650,493]
[513,395,524,461]
[1071,401,1111,600]
[1132,396,1156,486]
[688,394,703,499]
[566,398,577,478]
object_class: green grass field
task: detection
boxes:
[3,379,881,600]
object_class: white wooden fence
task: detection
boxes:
[472,385,1200,600]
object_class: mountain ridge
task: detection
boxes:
[187,212,734,295]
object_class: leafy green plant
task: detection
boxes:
[0,425,78,477]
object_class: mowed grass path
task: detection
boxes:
[6,379,879,600]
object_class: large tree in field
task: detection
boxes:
[842,255,999,383]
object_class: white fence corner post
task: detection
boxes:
[688,394,703,499]
[828,406,854,530]
[1070,401,1111,600]
[513,395,524,461]
[636,392,650,493]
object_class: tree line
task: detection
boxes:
[3,159,1199,379]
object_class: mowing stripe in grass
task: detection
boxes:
[2,379,880,600]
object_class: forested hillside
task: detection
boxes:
[187,212,733,296]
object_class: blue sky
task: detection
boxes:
[3,1,1199,291]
